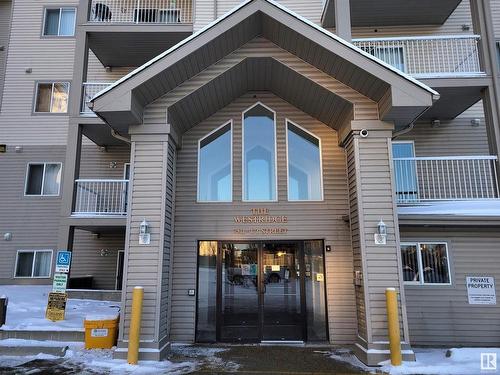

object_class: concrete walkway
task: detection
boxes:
[0,345,380,374]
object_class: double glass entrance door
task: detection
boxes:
[219,241,306,342]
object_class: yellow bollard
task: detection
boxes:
[127,286,144,365]
[386,287,402,366]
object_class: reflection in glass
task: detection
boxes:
[401,244,419,282]
[420,243,450,284]
[287,123,322,200]
[196,241,217,341]
[243,104,276,201]
[304,240,327,341]
[221,243,259,341]
[198,123,232,201]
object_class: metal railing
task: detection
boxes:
[81,83,113,115]
[88,0,193,23]
[353,35,483,78]
[74,179,129,216]
[393,156,499,204]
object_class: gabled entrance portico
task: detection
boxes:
[90,0,438,366]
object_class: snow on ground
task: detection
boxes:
[329,347,500,375]
[0,285,120,331]
[398,200,500,217]
[380,348,500,375]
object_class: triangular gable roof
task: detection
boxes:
[91,0,439,132]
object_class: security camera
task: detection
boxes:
[360,129,369,138]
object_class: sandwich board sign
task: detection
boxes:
[55,250,72,273]
[466,276,496,305]
[45,292,67,321]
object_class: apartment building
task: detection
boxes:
[0,0,500,365]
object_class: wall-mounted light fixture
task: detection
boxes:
[431,119,441,128]
[471,118,481,127]
[139,219,151,245]
[99,249,109,257]
[4,233,12,241]
[374,219,387,245]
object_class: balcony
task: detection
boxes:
[393,156,499,205]
[353,35,487,121]
[353,35,482,79]
[85,0,194,66]
[81,82,113,115]
[73,179,129,216]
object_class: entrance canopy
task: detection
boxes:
[90,0,439,135]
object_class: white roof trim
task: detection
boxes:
[92,0,439,102]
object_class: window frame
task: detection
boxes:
[41,7,77,37]
[285,119,324,202]
[14,249,53,279]
[197,120,233,203]
[24,162,63,197]
[241,102,278,203]
[33,81,71,114]
[400,241,452,286]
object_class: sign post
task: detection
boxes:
[46,250,72,321]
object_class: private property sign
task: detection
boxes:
[466,276,496,305]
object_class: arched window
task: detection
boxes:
[287,121,323,201]
[198,121,232,202]
[242,103,277,201]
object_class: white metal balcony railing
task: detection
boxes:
[73,179,129,216]
[393,156,499,204]
[353,35,483,78]
[81,83,112,114]
[89,0,193,24]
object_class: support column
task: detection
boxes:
[334,0,352,42]
[342,120,413,366]
[470,0,500,181]
[114,126,176,361]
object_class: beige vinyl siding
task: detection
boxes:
[86,50,135,82]
[395,119,490,156]
[0,0,78,146]
[79,143,131,179]
[0,145,65,284]
[351,0,474,38]
[401,228,500,346]
[71,231,125,290]
[168,92,357,344]
[0,0,12,110]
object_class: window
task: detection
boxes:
[198,122,232,202]
[243,103,277,201]
[400,242,451,285]
[364,46,405,72]
[35,82,70,113]
[392,141,418,203]
[43,8,76,36]
[15,250,53,278]
[25,163,62,196]
[287,121,322,201]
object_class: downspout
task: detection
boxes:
[111,129,131,144]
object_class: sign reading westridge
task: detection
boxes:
[233,208,288,235]
[466,276,496,305]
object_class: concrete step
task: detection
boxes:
[0,329,84,342]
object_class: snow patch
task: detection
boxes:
[398,200,500,217]
[380,348,500,375]
[0,285,120,331]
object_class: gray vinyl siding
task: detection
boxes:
[401,227,500,346]
[0,0,77,146]
[0,0,12,111]
[169,92,357,344]
[86,50,135,82]
[492,0,500,38]
[79,143,131,179]
[351,0,474,38]
[71,230,125,290]
[0,145,65,284]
